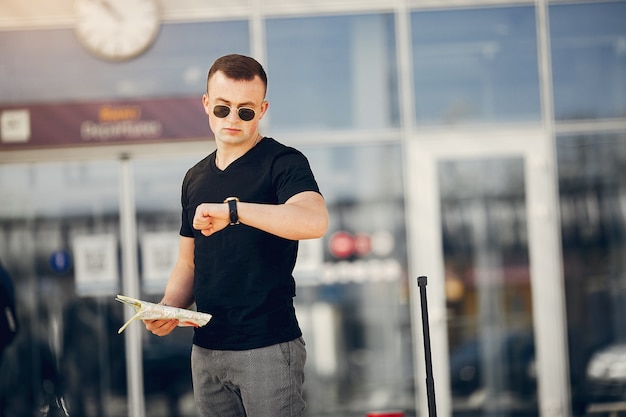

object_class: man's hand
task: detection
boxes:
[144,318,179,336]
[193,203,230,236]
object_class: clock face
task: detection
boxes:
[75,0,161,61]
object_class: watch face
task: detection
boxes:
[75,0,161,61]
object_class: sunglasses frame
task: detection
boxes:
[212,104,256,122]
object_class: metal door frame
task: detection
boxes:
[405,126,571,417]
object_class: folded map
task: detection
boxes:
[115,294,212,334]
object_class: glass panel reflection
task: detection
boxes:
[550,2,626,121]
[0,161,126,417]
[411,6,541,125]
[266,14,399,131]
[557,132,626,415]
[0,20,249,103]
[296,143,412,415]
[133,155,203,417]
[438,158,538,416]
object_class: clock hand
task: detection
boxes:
[95,0,124,21]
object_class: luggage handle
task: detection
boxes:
[418,276,437,417]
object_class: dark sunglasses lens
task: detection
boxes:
[238,108,255,121]
[213,105,230,118]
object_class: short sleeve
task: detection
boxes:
[179,170,195,238]
[271,149,321,204]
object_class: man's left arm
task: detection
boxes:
[193,191,328,240]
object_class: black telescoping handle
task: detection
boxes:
[417,276,437,417]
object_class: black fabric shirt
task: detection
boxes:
[180,137,321,350]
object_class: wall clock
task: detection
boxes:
[75,0,161,61]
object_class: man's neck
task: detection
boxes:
[215,134,262,170]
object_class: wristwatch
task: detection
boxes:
[224,197,240,225]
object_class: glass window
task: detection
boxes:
[265,14,399,131]
[133,155,199,297]
[294,142,413,415]
[132,155,202,416]
[557,132,626,414]
[0,21,249,104]
[0,161,125,417]
[550,1,626,120]
[411,6,541,125]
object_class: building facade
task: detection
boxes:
[0,0,625,416]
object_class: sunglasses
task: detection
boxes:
[213,104,256,122]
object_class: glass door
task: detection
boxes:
[406,128,570,417]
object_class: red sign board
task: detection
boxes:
[0,96,211,149]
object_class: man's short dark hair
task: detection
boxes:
[207,54,268,96]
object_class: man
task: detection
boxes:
[144,54,329,417]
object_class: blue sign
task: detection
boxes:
[49,250,72,274]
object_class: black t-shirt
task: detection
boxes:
[180,137,321,350]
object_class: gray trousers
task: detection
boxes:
[191,337,307,417]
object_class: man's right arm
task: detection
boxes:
[144,236,195,336]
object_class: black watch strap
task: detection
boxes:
[224,197,240,225]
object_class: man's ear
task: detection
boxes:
[202,93,211,115]
[259,100,269,119]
